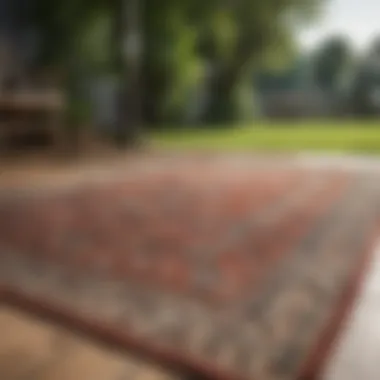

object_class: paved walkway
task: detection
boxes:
[323,243,380,380]
[0,306,177,380]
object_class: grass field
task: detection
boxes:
[151,120,380,153]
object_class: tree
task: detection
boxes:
[194,0,321,124]
[30,0,323,138]
[142,0,322,126]
[312,35,352,93]
[113,0,143,147]
[32,0,143,146]
[350,36,380,116]
[143,0,206,126]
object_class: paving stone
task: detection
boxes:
[0,306,178,380]
[0,307,60,380]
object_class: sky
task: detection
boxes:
[298,0,380,52]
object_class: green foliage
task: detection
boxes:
[34,0,108,67]
[164,24,203,123]
[33,0,323,129]
[197,0,323,123]
[78,11,114,74]
[144,0,207,125]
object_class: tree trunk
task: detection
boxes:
[142,63,168,126]
[141,1,172,127]
[200,30,266,125]
[114,0,142,148]
[201,66,244,124]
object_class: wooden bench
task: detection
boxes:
[0,91,65,151]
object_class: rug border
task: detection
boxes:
[0,286,241,380]
[0,230,377,380]
[297,226,380,380]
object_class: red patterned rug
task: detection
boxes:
[0,161,379,380]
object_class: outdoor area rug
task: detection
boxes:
[0,162,379,380]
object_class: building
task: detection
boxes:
[255,57,343,118]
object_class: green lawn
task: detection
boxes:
[150,120,380,153]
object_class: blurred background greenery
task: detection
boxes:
[1,0,380,153]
